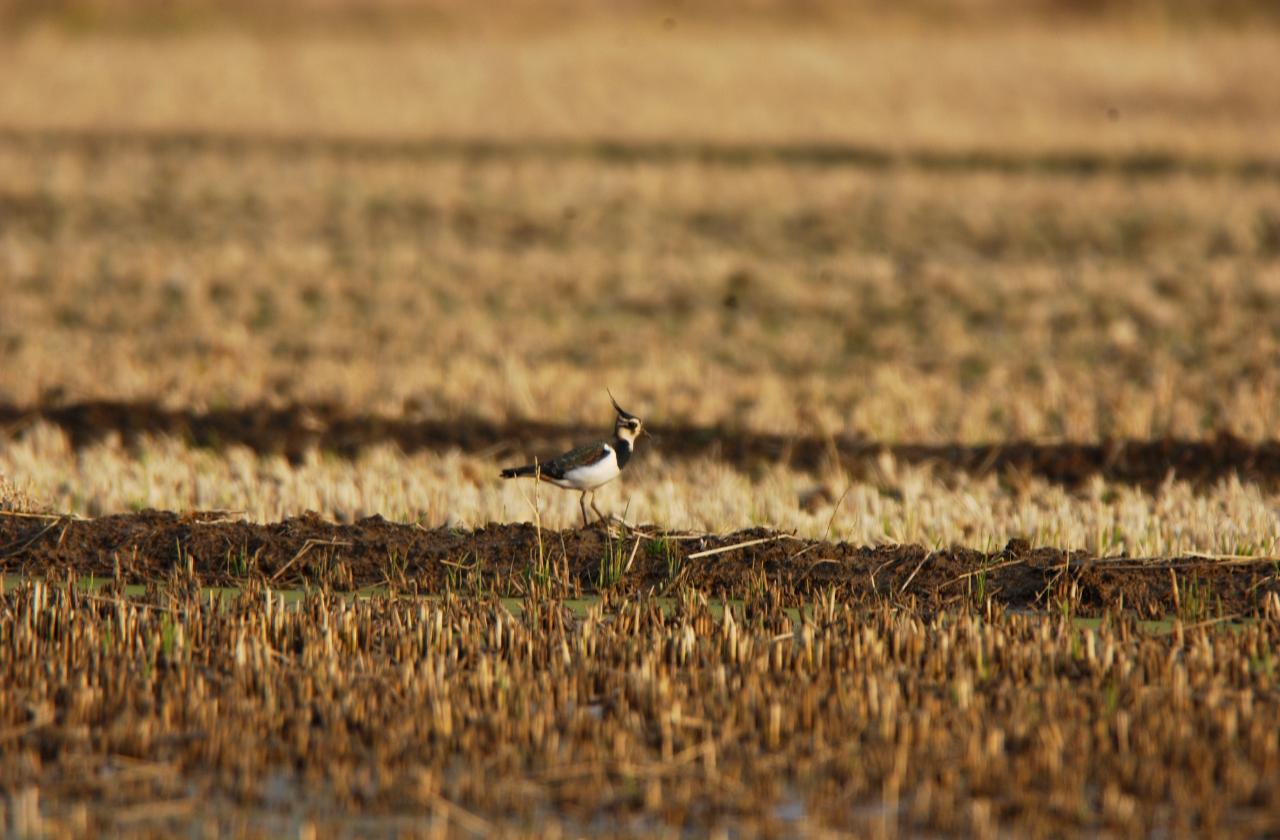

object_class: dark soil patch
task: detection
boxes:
[3,511,1276,618]
[4,126,1279,180]
[4,400,1280,489]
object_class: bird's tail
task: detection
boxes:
[500,464,539,479]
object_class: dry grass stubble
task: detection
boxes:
[2,26,1279,155]
[3,424,1278,557]
[3,143,1280,441]
[3,579,1278,835]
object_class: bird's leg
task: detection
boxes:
[579,490,589,529]
[589,492,609,527]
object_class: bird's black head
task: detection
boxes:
[608,390,644,443]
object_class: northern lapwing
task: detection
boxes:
[500,393,645,527]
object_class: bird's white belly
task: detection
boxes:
[551,450,621,490]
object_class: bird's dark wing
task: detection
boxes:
[541,441,610,478]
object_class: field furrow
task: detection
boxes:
[3,512,1278,618]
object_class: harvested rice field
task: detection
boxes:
[4,577,1280,837]
[2,0,1280,836]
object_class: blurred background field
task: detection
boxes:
[1,0,1278,535]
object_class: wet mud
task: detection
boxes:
[3,399,1280,489]
[3,511,1275,618]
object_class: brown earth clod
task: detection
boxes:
[3,510,1276,618]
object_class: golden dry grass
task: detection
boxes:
[3,140,1280,441]
[3,23,1280,153]
[0,472,44,513]
[4,425,1278,558]
[4,579,1280,836]
[2,14,1279,563]
[3,16,1280,445]
[0,15,1276,500]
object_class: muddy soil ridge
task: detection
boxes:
[3,399,1279,489]
[2,510,1276,617]
[4,125,1280,179]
